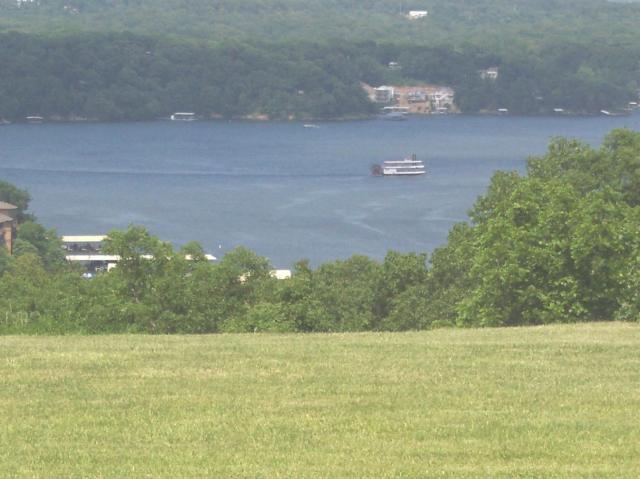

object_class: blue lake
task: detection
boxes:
[1,115,639,266]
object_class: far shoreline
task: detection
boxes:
[2,110,637,127]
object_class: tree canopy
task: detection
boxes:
[0,32,637,121]
[3,0,640,48]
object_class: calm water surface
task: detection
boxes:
[1,115,639,266]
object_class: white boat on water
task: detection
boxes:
[170,112,197,121]
[380,106,409,121]
[381,111,408,121]
[372,154,426,176]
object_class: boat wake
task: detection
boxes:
[0,165,365,179]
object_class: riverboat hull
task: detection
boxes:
[382,168,425,176]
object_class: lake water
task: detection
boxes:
[1,115,639,267]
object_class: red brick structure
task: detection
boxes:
[0,201,18,255]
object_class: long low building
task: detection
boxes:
[60,235,290,279]
[61,235,215,273]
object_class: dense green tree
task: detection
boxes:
[0,246,10,277]
[309,255,381,332]
[0,179,32,222]
[420,222,475,327]
[15,221,65,269]
[374,251,429,328]
[102,225,173,304]
[436,129,640,327]
[0,253,87,333]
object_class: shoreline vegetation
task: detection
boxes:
[2,109,634,125]
[0,112,379,124]
[1,128,640,334]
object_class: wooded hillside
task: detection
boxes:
[2,0,640,46]
[0,32,636,121]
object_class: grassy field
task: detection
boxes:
[1,323,639,478]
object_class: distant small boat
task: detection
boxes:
[600,109,630,117]
[26,116,44,124]
[303,124,320,128]
[380,106,410,121]
[170,112,197,121]
[381,111,408,121]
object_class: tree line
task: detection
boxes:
[2,128,640,334]
[0,32,377,121]
[4,0,640,49]
[0,32,637,121]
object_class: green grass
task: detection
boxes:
[1,323,639,478]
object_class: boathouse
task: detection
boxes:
[0,201,18,254]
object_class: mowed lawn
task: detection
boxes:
[1,323,639,478]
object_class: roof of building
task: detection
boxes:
[66,253,216,262]
[0,201,17,210]
[61,235,108,243]
[66,254,121,262]
[0,213,14,224]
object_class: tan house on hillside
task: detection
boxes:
[0,201,18,255]
[363,83,456,114]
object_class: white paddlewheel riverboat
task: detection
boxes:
[372,154,426,176]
